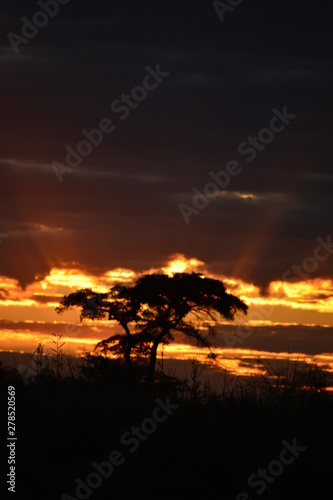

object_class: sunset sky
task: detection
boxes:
[1,0,332,378]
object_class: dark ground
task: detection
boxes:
[1,355,332,500]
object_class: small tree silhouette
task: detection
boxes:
[56,272,247,383]
[29,342,48,376]
[50,333,65,378]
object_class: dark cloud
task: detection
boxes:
[1,317,332,357]
[0,0,332,289]
[214,324,333,356]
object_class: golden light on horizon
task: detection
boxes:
[44,268,103,290]
[0,329,98,355]
[1,256,333,363]
[104,268,135,281]
[162,254,204,276]
[222,277,261,297]
[160,344,333,377]
[268,278,333,312]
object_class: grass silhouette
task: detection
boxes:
[1,346,332,500]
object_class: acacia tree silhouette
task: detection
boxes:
[56,272,248,383]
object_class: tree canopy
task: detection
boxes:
[56,272,248,381]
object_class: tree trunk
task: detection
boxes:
[146,342,158,384]
[146,331,166,385]
[123,323,133,369]
[124,344,132,368]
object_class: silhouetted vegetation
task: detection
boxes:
[1,347,332,500]
[56,272,248,384]
[2,273,332,498]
